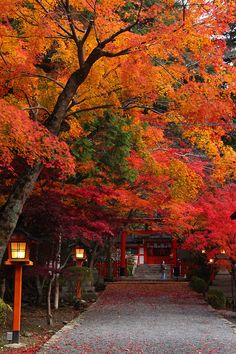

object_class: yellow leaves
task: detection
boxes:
[183,128,236,184]
[143,154,166,177]
[169,159,203,201]
[76,54,121,102]
[60,118,83,140]
[165,112,184,124]
[212,146,236,184]
[183,127,224,158]
[69,0,90,7]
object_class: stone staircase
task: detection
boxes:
[132,264,172,281]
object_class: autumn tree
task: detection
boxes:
[0,0,235,264]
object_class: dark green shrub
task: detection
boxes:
[207,289,226,309]
[0,298,12,326]
[189,276,207,293]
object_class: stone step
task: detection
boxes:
[132,264,172,281]
[117,277,187,283]
[135,265,171,273]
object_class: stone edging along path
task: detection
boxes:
[38,282,236,354]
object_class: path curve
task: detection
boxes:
[38,282,236,354]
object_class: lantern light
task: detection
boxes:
[5,233,32,265]
[220,249,226,254]
[201,249,206,254]
[10,241,26,260]
[75,247,85,260]
[209,258,214,264]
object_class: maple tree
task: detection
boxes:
[179,185,236,262]
[0,0,235,265]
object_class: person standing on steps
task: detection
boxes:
[160,260,167,280]
[173,259,181,281]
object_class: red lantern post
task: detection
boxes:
[74,247,86,299]
[4,232,33,344]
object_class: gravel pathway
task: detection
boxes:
[38,282,236,354]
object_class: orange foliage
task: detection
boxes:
[0,99,75,176]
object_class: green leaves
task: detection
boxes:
[72,111,138,184]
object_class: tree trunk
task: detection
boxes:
[89,244,99,269]
[76,275,82,300]
[47,274,55,326]
[53,234,61,310]
[0,163,43,264]
[107,238,113,281]
[54,274,60,309]
[231,262,236,309]
[36,275,46,306]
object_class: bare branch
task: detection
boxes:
[62,0,84,65]
[23,106,50,115]
[101,48,131,57]
[61,1,94,66]
[81,20,94,46]
[99,24,136,49]
[60,250,73,270]
[152,57,183,86]
[66,104,114,117]
[0,52,8,66]
[62,1,79,41]
[22,91,38,121]
[22,73,65,89]
[35,0,73,38]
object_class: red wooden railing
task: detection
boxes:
[96,261,125,279]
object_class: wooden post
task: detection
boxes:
[120,231,127,276]
[76,274,82,299]
[172,238,177,267]
[231,262,236,309]
[76,259,84,300]
[12,264,23,343]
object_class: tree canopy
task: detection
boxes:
[0,0,235,263]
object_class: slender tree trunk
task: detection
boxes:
[231,262,236,309]
[107,238,113,281]
[47,274,55,326]
[54,274,60,310]
[36,275,46,306]
[76,274,82,300]
[53,234,61,310]
[89,244,99,269]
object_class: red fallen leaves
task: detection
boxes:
[98,282,201,307]
[7,334,50,354]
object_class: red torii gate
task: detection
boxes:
[119,229,178,276]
